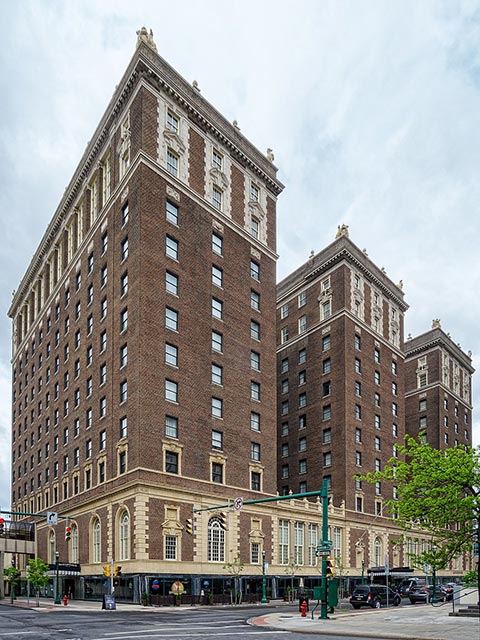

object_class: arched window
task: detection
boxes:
[92,518,101,563]
[119,511,130,560]
[374,536,383,567]
[49,531,56,564]
[208,516,225,562]
[71,524,78,563]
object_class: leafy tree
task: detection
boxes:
[27,558,50,607]
[3,566,21,603]
[360,436,480,605]
[223,553,245,605]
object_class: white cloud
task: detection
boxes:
[1,0,479,512]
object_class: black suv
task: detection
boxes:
[350,584,401,609]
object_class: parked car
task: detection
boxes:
[350,584,401,609]
[397,578,418,598]
[409,583,446,604]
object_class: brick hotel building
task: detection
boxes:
[7,30,475,601]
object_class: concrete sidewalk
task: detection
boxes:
[251,593,480,640]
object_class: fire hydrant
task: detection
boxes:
[300,600,307,617]
[62,594,68,606]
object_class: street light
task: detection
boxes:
[54,551,61,604]
[261,550,267,603]
[431,545,437,604]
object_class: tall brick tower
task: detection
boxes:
[404,321,474,450]
[276,226,408,517]
[8,29,283,600]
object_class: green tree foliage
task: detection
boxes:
[27,558,50,607]
[360,436,480,604]
[3,566,21,603]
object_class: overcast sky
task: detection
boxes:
[1,0,479,510]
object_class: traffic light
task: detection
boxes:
[114,565,122,577]
[103,565,111,577]
[65,526,72,542]
[219,512,227,530]
[0,518,5,535]
[185,518,193,535]
[326,556,335,578]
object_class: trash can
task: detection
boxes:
[298,595,309,612]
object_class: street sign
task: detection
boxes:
[323,540,333,546]
[233,497,244,511]
[316,550,330,557]
[46,511,58,525]
[171,581,184,594]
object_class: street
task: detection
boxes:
[0,603,407,640]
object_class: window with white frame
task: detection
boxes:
[166,148,178,176]
[92,518,101,563]
[165,535,177,560]
[294,522,304,565]
[119,511,130,560]
[279,519,290,565]
[212,185,223,211]
[208,516,225,562]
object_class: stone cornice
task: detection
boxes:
[277,236,408,312]
[404,328,474,373]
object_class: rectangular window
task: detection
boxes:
[356,451,362,466]
[323,428,331,444]
[250,259,260,280]
[100,397,107,418]
[166,148,178,176]
[250,182,259,202]
[322,404,331,421]
[100,430,106,450]
[212,265,223,287]
[212,232,223,255]
[374,348,380,363]
[212,397,223,418]
[212,462,223,483]
[251,290,260,311]
[322,357,331,374]
[322,335,331,351]
[165,343,178,367]
[167,111,179,133]
[322,381,331,397]
[212,429,223,450]
[165,379,178,403]
[375,436,381,451]
[166,201,178,224]
[120,344,127,368]
[355,404,362,420]
[298,291,307,307]
[212,297,223,319]
[166,271,178,295]
[212,149,223,170]
[251,472,261,492]
[355,380,361,396]
[280,303,288,319]
[121,202,129,226]
[120,416,128,438]
[121,237,129,261]
[250,442,261,461]
[165,415,178,438]
[392,402,398,416]
[323,451,332,466]
[298,392,307,407]
[419,399,427,411]
[298,315,307,334]
[251,381,260,401]
[280,327,289,344]
[166,235,178,260]
[251,351,260,370]
[392,360,397,375]
[299,459,307,474]
[375,370,381,385]
[250,216,259,239]
[355,427,362,443]
[251,320,260,340]
[212,185,223,210]
[212,331,223,352]
[250,411,260,431]
[165,451,178,474]
[299,436,307,452]
[355,358,361,373]
[355,334,361,350]
[212,363,223,385]
[120,380,128,403]
[164,307,178,332]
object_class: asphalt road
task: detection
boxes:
[0,604,400,640]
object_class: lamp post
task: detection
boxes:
[431,545,437,604]
[261,550,267,603]
[361,560,365,584]
[54,551,61,604]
